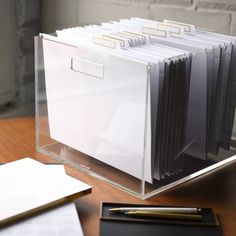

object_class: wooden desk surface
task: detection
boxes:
[0,117,236,236]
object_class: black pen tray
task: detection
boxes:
[100,202,219,226]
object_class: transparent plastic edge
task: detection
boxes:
[142,154,236,199]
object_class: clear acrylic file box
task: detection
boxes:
[35,20,236,199]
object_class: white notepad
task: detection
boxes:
[0,158,91,226]
[0,202,84,236]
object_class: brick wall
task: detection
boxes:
[0,0,40,118]
[15,0,40,115]
[41,0,236,35]
[0,0,16,111]
[0,0,41,118]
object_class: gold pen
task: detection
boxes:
[124,211,202,221]
[109,207,201,214]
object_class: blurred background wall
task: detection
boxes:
[41,0,236,34]
[0,0,16,115]
[0,0,236,137]
[0,0,40,118]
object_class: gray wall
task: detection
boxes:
[41,0,236,36]
[0,0,40,118]
[0,0,16,110]
[15,0,40,114]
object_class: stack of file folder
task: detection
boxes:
[38,18,236,187]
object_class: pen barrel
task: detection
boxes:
[125,211,202,221]
[109,207,201,214]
